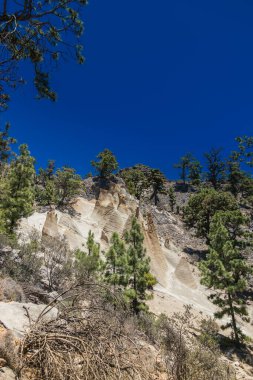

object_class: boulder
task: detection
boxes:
[0,367,15,380]
[0,302,58,338]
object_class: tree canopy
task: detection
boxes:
[91,149,119,179]
[119,165,150,200]
[199,215,252,344]
[124,218,156,313]
[204,148,225,189]
[184,189,238,242]
[1,144,35,231]
[0,0,87,110]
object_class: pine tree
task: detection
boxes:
[188,159,202,186]
[199,216,252,344]
[149,169,167,206]
[226,159,244,198]
[0,1,87,110]
[36,160,58,205]
[241,175,253,196]
[204,148,225,189]
[55,166,83,205]
[184,189,238,242]
[120,165,150,200]
[226,145,253,203]
[75,231,101,281]
[0,123,16,174]
[38,160,56,186]
[168,186,176,212]
[0,175,8,233]
[235,136,253,168]
[38,179,58,206]
[211,210,249,249]
[91,149,119,179]
[2,144,35,231]
[86,230,99,256]
[103,232,128,293]
[174,153,194,186]
[124,218,156,314]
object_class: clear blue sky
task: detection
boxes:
[2,0,253,178]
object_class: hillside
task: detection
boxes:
[0,177,247,378]
[17,177,252,325]
[19,178,214,315]
[0,158,253,379]
[1,2,253,378]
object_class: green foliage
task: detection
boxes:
[149,168,167,205]
[120,165,150,200]
[91,149,119,179]
[168,186,176,212]
[75,231,101,281]
[188,159,202,186]
[226,138,253,202]
[204,148,225,189]
[0,123,16,171]
[120,165,167,205]
[1,144,35,231]
[36,179,58,206]
[0,177,8,233]
[174,153,194,185]
[35,161,58,205]
[226,159,246,198]
[0,1,87,110]
[1,233,43,284]
[241,176,253,201]
[36,161,83,206]
[184,189,238,242]
[103,232,128,290]
[38,160,56,186]
[55,166,83,205]
[235,135,253,167]
[172,138,252,201]
[124,218,156,314]
[101,221,156,314]
[198,317,220,350]
[199,215,252,344]
[211,210,250,249]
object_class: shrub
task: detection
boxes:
[140,306,235,380]
[0,232,43,284]
[0,277,25,302]
[0,330,19,372]
[42,236,73,291]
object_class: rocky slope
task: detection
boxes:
[0,177,251,379]
[18,179,253,335]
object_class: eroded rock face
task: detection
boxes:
[16,181,222,317]
[20,183,137,251]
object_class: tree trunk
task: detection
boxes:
[228,293,239,345]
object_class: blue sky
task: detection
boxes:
[2,0,253,178]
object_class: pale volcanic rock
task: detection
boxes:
[17,179,253,341]
[0,302,58,338]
